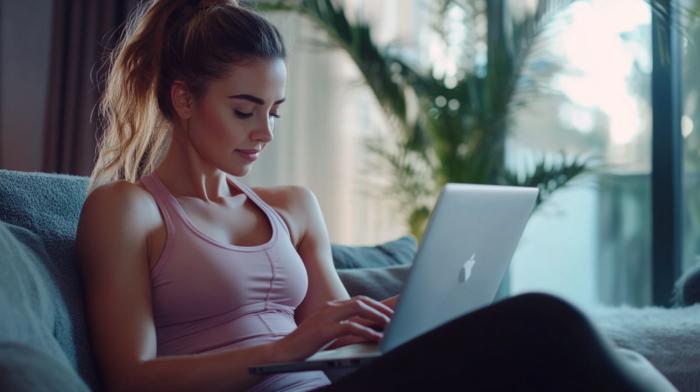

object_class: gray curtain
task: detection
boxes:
[43,0,140,175]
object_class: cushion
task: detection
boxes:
[0,170,99,390]
[0,222,74,370]
[332,236,416,301]
[337,264,411,301]
[331,236,417,269]
[0,342,90,392]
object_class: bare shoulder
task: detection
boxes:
[80,180,159,227]
[251,185,320,246]
[77,181,161,266]
[84,180,153,204]
[252,185,317,212]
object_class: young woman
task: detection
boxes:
[76,1,677,391]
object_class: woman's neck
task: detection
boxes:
[154,135,235,202]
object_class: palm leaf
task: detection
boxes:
[501,154,593,206]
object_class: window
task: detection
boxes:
[507,0,654,308]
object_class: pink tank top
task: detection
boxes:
[141,172,330,391]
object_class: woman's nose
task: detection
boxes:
[252,116,274,143]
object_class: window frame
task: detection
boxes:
[651,0,684,306]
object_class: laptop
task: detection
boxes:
[249,183,539,375]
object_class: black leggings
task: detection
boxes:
[317,293,669,392]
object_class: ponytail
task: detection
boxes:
[88,0,285,193]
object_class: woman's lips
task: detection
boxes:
[235,149,260,162]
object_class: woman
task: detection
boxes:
[76,1,676,391]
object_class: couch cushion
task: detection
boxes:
[332,236,416,301]
[0,342,90,392]
[0,222,75,373]
[337,265,411,301]
[331,236,417,269]
[0,171,99,390]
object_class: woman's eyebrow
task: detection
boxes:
[228,94,286,105]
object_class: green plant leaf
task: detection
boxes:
[500,154,593,207]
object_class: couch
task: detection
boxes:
[1,169,699,391]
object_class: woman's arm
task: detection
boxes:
[260,186,396,351]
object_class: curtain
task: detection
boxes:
[43,0,139,175]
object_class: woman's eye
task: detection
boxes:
[234,110,281,120]
[234,110,253,119]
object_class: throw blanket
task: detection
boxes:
[589,305,700,392]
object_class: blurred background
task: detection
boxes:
[1,0,697,309]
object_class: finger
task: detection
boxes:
[336,320,383,342]
[331,298,392,327]
[346,316,385,331]
[351,296,395,318]
[339,296,394,319]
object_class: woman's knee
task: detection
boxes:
[437,292,596,343]
[504,292,592,328]
[508,292,577,312]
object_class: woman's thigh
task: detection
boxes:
[318,293,667,392]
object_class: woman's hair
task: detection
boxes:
[88,0,287,193]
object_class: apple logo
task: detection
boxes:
[459,254,476,283]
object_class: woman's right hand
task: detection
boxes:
[271,296,393,363]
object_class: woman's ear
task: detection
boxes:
[171,81,194,119]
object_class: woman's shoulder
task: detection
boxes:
[250,185,320,245]
[251,184,317,212]
[84,180,156,212]
[80,180,161,234]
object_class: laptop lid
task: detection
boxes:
[379,183,538,353]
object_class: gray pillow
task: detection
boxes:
[0,342,90,392]
[337,264,412,301]
[0,222,75,372]
[331,236,417,270]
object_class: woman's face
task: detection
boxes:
[180,58,287,177]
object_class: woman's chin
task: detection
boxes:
[227,164,253,178]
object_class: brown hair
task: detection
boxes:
[88,0,287,193]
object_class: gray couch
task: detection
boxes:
[0,170,414,391]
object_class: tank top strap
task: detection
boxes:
[140,172,177,277]
[141,173,180,221]
[228,177,292,239]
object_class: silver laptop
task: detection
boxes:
[249,183,539,375]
